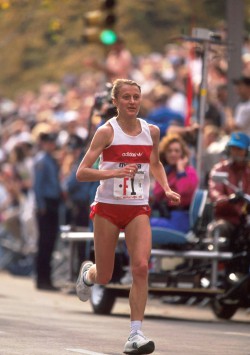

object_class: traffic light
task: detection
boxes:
[0,0,11,10]
[82,0,117,45]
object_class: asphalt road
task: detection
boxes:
[0,271,249,355]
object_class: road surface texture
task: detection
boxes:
[0,271,249,355]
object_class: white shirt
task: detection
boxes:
[235,100,250,135]
[95,117,153,205]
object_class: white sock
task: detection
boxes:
[83,270,93,286]
[130,321,142,335]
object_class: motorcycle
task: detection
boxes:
[208,171,250,319]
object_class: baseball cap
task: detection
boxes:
[39,132,58,142]
[67,134,85,150]
[227,132,250,150]
[232,76,250,86]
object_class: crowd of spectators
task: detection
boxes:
[0,33,249,280]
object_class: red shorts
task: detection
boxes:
[90,202,151,230]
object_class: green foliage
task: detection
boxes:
[0,0,248,98]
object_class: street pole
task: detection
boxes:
[196,40,209,188]
[226,0,244,109]
[180,28,228,187]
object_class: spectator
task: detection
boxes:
[0,162,22,242]
[208,132,250,244]
[63,134,98,230]
[151,133,199,233]
[33,132,62,291]
[8,141,38,255]
[84,36,133,83]
[202,125,229,187]
[226,76,250,135]
[145,85,184,139]
[164,80,187,118]
[214,84,228,128]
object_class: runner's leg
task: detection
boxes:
[87,214,120,285]
[124,214,151,321]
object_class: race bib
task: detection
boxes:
[113,172,145,199]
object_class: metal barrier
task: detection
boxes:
[60,226,233,288]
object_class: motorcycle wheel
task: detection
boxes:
[90,284,116,315]
[211,298,238,320]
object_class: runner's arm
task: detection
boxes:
[76,125,137,182]
[149,125,181,204]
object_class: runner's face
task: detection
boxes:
[113,85,141,118]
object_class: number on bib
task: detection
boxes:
[113,172,144,199]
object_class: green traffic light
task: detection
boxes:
[100,29,117,45]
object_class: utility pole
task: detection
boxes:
[180,28,227,187]
[226,0,244,109]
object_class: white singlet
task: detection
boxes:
[95,117,153,205]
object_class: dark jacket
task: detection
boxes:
[208,159,250,225]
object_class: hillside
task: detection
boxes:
[0,0,245,98]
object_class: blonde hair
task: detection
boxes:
[111,79,141,99]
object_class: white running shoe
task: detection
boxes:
[76,261,93,302]
[123,330,155,354]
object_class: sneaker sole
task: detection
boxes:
[124,340,155,354]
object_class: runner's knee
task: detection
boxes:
[131,262,148,280]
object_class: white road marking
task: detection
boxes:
[66,348,108,355]
[198,330,250,338]
[223,332,250,338]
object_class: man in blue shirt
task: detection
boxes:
[146,90,184,139]
[33,132,62,291]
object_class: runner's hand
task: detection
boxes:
[165,190,181,205]
[124,164,138,178]
[115,164,138,178]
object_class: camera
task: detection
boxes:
[191,27,222,42]
[94,82,113,110]
[93,82,117,121]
